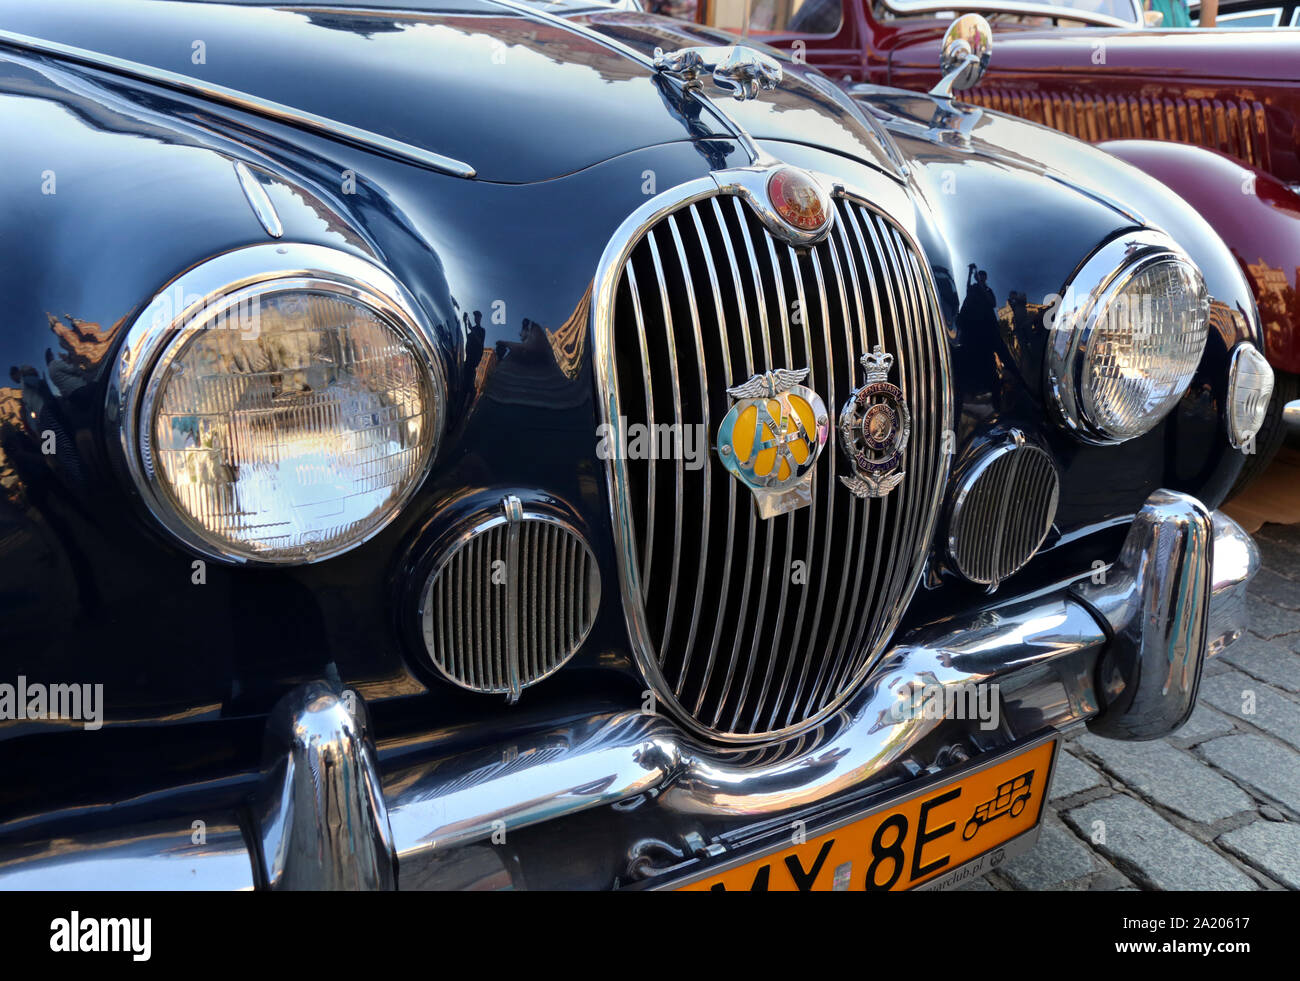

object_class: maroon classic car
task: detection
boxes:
[686,0,1300,487]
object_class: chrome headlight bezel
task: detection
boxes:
[107,242,446,565]
[1046,229,1210,445]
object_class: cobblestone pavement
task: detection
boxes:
[970,520,1300,891]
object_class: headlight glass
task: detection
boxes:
[1048,231,1210,444]
[1080,259,1209,440]
[1226,342,1275,449]
[116,246,443,564]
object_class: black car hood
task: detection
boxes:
[0,0,899,184]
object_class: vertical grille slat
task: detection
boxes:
[491,525,502,688]
[526,521,536,681]
[763,243,819,733]
[742,235,800,733]
[603,191,952,740]
[685,202,739,703]
[811,205,873,714]
[780,245,838,732]
[698,198,759,720]
[625,265,656,601]
[800,221,859,720]
[646,231,686,667]
[824,207,893,703]
[666,213,713,695]
[875,220,930,628]
[723,198,780,732]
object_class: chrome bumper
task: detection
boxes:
[0,490,1259,890]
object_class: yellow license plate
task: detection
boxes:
[676,738,1057,891]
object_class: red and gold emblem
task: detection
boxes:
[768,168,829,232]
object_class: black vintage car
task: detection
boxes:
[0,0,1273,890]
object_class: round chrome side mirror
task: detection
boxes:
[934,14,993,97]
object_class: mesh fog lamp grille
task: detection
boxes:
[419,497,600,701]
[948,435,1059,588]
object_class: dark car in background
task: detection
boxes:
[0,0,1272,889]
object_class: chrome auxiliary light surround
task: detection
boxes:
[107,242,446,565]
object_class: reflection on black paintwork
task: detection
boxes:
[958,264,998,341]
[651,73,737,171]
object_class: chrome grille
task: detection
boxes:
[948,439,1059,588]
[966,87,1272,172]
[420,499,599,700]
[595,187,951,741]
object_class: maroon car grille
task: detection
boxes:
[967,87,1272,172]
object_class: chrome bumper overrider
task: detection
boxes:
[0,490,1259,890]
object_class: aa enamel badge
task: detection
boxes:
[716,368,829,519]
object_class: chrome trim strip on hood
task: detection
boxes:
[0,29,477,179]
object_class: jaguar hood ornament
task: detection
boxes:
[653,45,783,102]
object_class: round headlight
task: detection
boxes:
[1047,230,1209,444]
[112,244,444,564]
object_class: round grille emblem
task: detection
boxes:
[768,167,828,232]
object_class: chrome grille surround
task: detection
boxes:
[418,497,600,701]
[948,433,1059,589]
[592,171,953,743]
